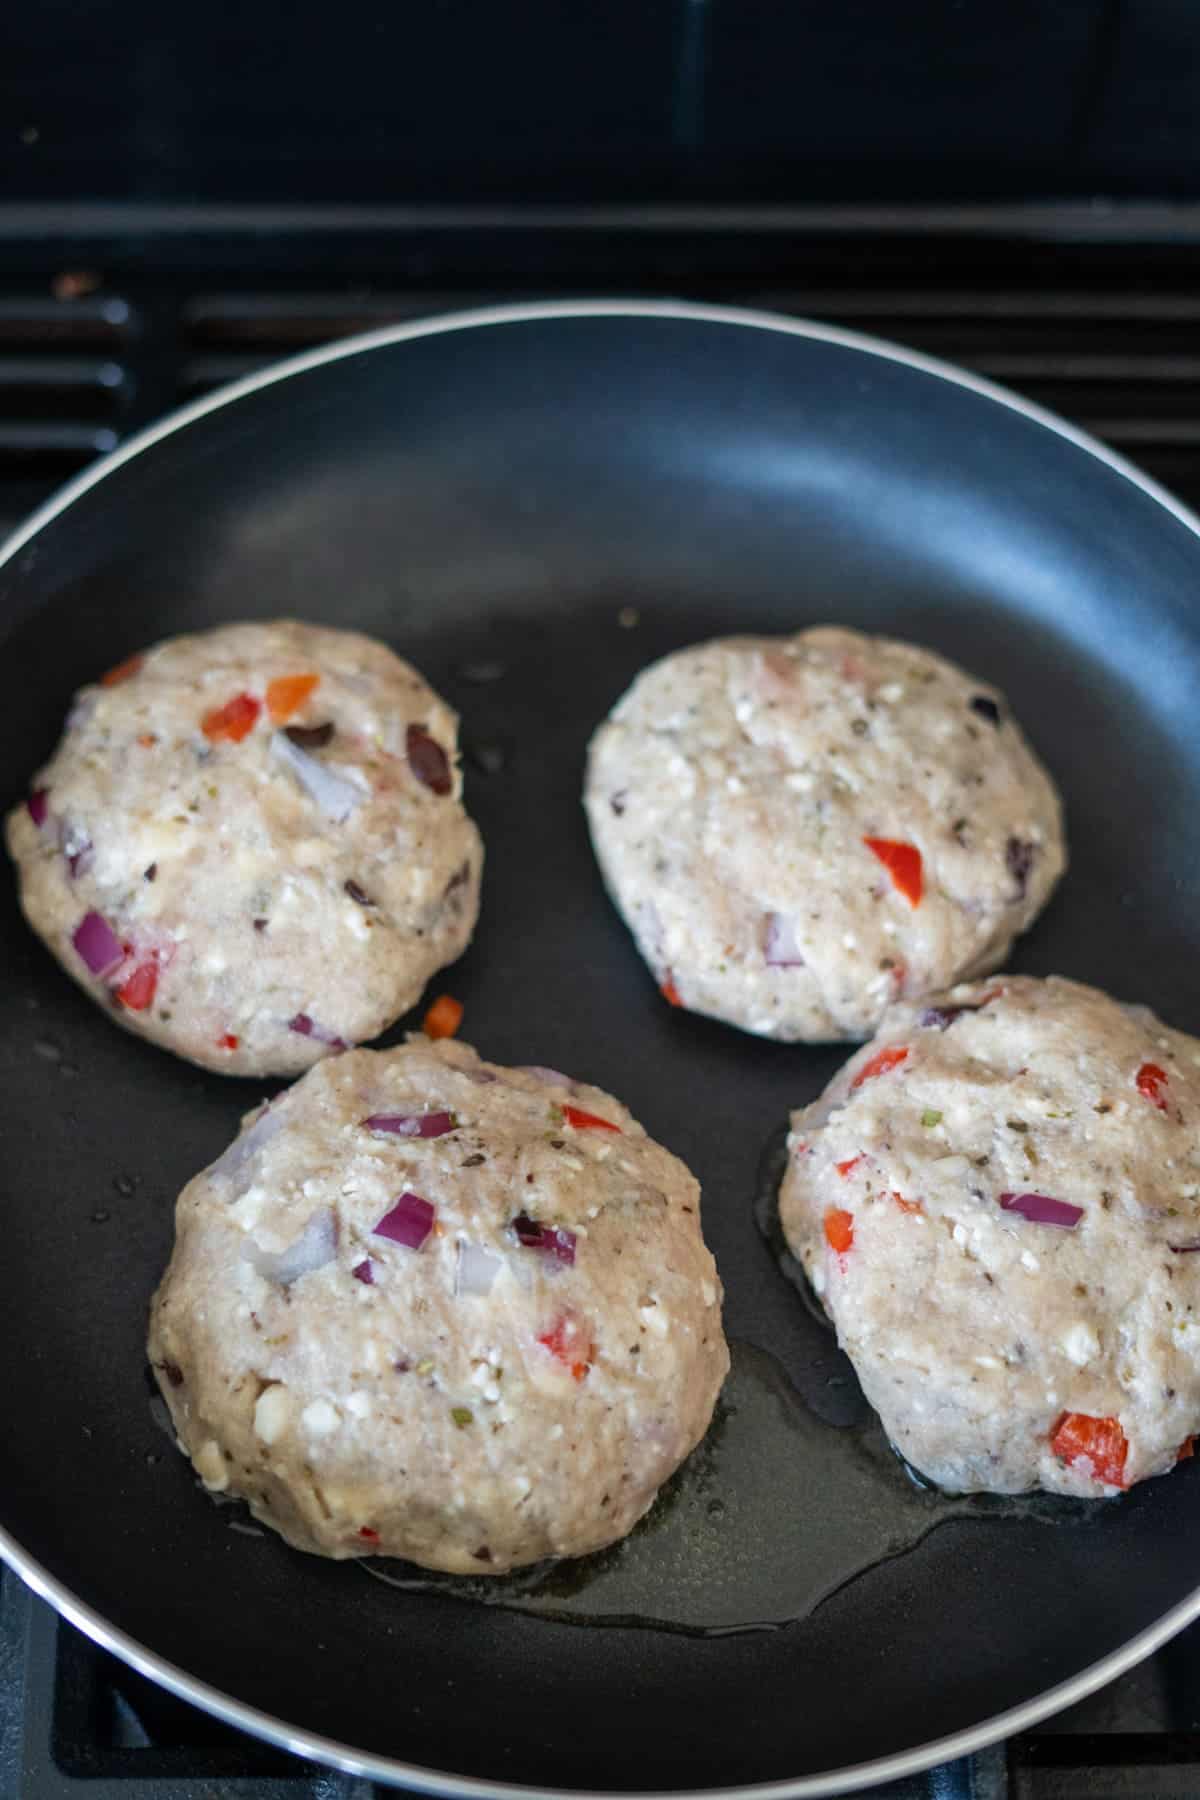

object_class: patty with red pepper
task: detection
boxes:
[585,626,1065,1041]
[779,975,1200,1496]
[148,1036,728,1570]
[5,620,482,1075]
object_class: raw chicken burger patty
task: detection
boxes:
[779,975,1200,1497]
[5,620,482,1076]
[148,1037,729,1570]
[584,626,1065,1041]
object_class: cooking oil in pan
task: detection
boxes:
[359,1127,1093,1636]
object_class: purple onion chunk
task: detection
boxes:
[998,1191,1083,1230]
[406,724,452,796]
[764,912,806,968]
[289,1013,347,1050]
[374,1192,435,1251]
[1006,837,1036,899]
[361,1110,456,1138]
[511,1212,577,1265]
[248,1207,339,1284]
[1169,1242,1200,1254]
[72,909,124,979]
[352,1258,375,1284]
[27,788,48,829]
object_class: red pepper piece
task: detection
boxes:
[824,1208,854,1255]
[219,1033,239,1051]
[537,1315,593,1381]
[561,1104,621,1134]
[423,994,463,1040]
[835,1156,862,1178]
[116,960,158,1011]
[851,1044,909,1090]
[892,1191,924,1215]
[863,837,923,907]
[101,652,144,687]
[266,672,320,723]
[1136,1062,1169,1112]
[1051,1411,1130,1489]
[1177,1436,1195,1463]
[661,976,683,1008]
[202,692,261,743]
[358,1525,380,1542]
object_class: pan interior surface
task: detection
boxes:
[1,306,1200,1794]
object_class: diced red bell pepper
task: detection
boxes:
[1177,1436,1195,1463]
[835,1156,862,1178]
[116,959,158,1011]
[1136,1062,1169,1112]
[851,1044,909,1090]
[266,672,320,723]
[202,692,261,743]
[357,1525,380,1542]
[824,1208,854,1255]
[423,994,463,1040]
[219,1033,239,1051]
[661,976,683,1008]
[101,652,144,687]
[863,837,923,907]
[892,1191,924,1215]
[1050,1411,1130,1489]
[562,1104,621,1133]
[537,1315,593,1381]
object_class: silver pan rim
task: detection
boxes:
[3,295,1200,1799]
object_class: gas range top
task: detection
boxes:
[5,219,1200,1798]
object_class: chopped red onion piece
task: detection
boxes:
[374,1192,435,1251]
[209,1103,286,1186]
[288,1013,347,1050]
[1169,1242,1200,1254]
[517,1066,573,1088]
[456,1240,502,1296]
[271,730,363,822]
[352,1258,375,1284]
[248,1207,339,1284]
[361,1110,455,1138]
[511,1212,577,1265]
[60,820,94,879]
[998,1191,1083,1229]
[764,912,805,967]
[406,724,452,795]
[72,909,124,978]
[27,788,48,828]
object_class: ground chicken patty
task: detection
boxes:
[148,1038,728,1571]
[778,975,1200,1496]
[584,626,1065,1042]
[5,620,482,1075]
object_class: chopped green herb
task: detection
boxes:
[451,1406,473,1429]
[415,1358,435,1377]
[921,1109,943,1128]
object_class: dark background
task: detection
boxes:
[2,0,1199,209]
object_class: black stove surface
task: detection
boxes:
[5,221,1200,1798]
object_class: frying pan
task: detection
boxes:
[2,300,1200,1797]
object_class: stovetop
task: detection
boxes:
[6,221,1200,1798]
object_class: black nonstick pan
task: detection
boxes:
[3,301,1200,1797]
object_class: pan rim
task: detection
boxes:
[3,295,1200,1797]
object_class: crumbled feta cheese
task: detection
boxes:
[254,1384,292,1444]
[301,1398,340,1436]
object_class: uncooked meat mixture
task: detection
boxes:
[779,975,1200,1496]
[149,1037,728,1571]
[5,620,482,1075]
[585,626,1065,1041]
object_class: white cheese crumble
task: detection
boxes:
[254,1384,292,1444]
[301,1398,340,1436]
